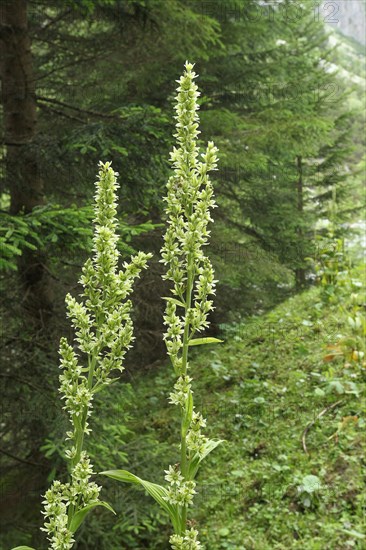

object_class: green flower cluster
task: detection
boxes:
[161,62,218,368]
[164,465,197,506]
[186,411,208,458]
[14,63,221,550]
[169,374,192,407]
[161,61,219,548]
[170,528,202,549]
[41,481,75,550]
[42,161,152,549]
[41,453,100,550]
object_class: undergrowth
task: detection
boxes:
[111,263,365,549]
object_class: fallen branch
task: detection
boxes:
[0,446,43,467]
[302,399,344,454]
[36,95,118,119]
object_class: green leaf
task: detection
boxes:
[188,337,224,347]
[182,391,193,437]
[3,243,22,256]
[341,529,365,539]
[19,239,38,251]
[300,475,321,494]
[69,501,115,533]
[100,469,180,532]
[188,439,224,479]
[92,377,119,394]
[162,296,186,308]
[11,547,37,550]
[111,145,129,156]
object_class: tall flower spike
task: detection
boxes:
[41,162,152,549]
[161,61,220,549]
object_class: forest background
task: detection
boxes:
[0,1,365,549]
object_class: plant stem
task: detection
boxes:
[181,506,187,536]
[67,350,97,527]
[180,254,194,533]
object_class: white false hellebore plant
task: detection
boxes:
[102,62,223,549]
[12,162,152,550]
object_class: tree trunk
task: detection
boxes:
[295,155,306,289]
[0,5,54,536]
[1,0,53,321]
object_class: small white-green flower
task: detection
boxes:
[165,465,184,485]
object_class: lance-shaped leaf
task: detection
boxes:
[70,501,115,533]
[12,547,37,550]
[182,390,193,438]
[100,469,180,532]
[188,337,223,347]
[188,439,224,480]
[162,296,186,308]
